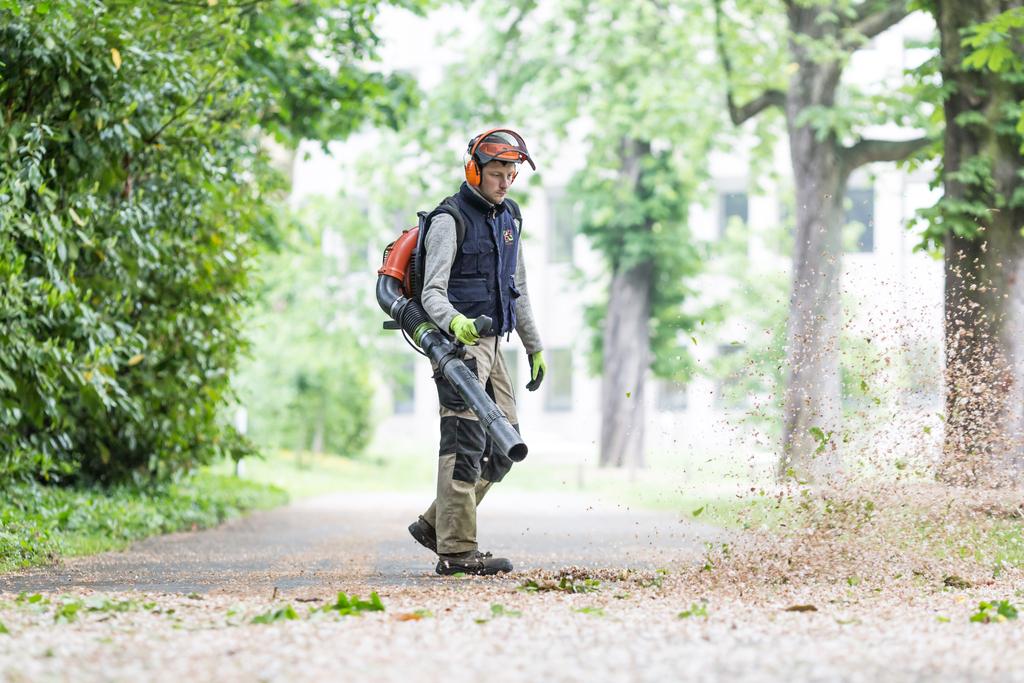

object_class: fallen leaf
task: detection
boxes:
[784,605,817,612]
[394,612,424,622]
[943,575,972,589]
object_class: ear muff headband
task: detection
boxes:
[464,128,535,187]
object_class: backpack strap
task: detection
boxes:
[419,195,466,248]
[504,197,522,229]
[411,195,466,302]
[436,196,467,246]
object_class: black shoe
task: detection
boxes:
[436,550,513,576]
[408,516,437,553]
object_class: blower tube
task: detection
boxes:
[376,231,528,465]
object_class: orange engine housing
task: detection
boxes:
[377,227,419,296]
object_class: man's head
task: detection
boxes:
[464,128,536,204]
[477,159,517,205]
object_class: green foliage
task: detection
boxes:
[235,196,376,458]
[677,601,709,619]
[638,568,670,589]
[0,0,413,483]
[809,427,832,454]
[970,599,1019,623]
[520,576,602,594]
[961,7,1024,155]
[251,604,299,624]
[50,594,145,622]
[16,592,47,606]
[314,591,385,617]
[475,603,522,623]
[53,599,82,624]
[719,0,937,150]
[915,6,1024,249]
[573,606,606,617]
[961,8,1024,74]
[231,1,420,147]
[0,472,286,572]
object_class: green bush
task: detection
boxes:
[0,2,268,482]
[0,1,416,483]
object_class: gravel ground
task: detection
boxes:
[1,577,1023,683]
[1,491,1022,682]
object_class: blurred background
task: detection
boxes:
[222,4,945,517]
[4,0,1021,555]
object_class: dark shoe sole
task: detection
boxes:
[408,518,437,553]
[435,557,513,576]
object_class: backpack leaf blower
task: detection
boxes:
[376,224,528,464]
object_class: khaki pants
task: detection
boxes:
[422,337,519,555]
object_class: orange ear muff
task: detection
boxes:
[464,156,482,186]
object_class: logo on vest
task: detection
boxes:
[503,228,514,244]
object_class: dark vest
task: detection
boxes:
[429,182,520,336]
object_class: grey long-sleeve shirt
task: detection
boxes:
[421,205,543,355]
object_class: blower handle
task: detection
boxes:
[474,315,493,337]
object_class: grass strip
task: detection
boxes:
[0,473,287,573]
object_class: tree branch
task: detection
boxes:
[501,0,537,42]
[845,1,911,48]
[842,136,932,170]
[729,90,788,125]
[713,0,786,125]
[142,71,225,145]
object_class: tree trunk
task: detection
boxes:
[779,132,846,482]
[936,0,1024,485]
[777,5,848,482]
[310,413,325,455]
[600,260,654,468]
[599,138,653,468]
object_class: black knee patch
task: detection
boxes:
[440,416,486,483]
[434,357,478,412]
[453,452,482,484]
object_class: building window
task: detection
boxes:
[547,190,575,264]
[545,348,573,411]
[719,191,748,237]
[844,187,874,253]
[502,348,520,388]
[392,358,415,415]
[657,381,688,412]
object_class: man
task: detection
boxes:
[407,128,546,576]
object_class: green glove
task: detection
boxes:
[450,314,481,345]
[526,351,546,391]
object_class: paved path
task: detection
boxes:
[2,493,1023,683]
[0,491,723,596]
